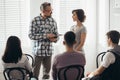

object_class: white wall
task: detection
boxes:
[0,0,31,71]
[30,0,53,20]
[84,0,97,73]
[97,0,109,53]
[110,0,120,31]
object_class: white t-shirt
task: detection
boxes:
[101,52,115,68]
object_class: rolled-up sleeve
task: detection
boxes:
[52,21,59,42]
[101,52,115,68]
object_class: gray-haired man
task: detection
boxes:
[29,2,59,79]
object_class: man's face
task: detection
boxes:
[107,37,111,47]
[43,6,52,17]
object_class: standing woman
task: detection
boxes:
[71,9,87,54]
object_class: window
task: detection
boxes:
[0,0,30,53]
[53,0,86,35]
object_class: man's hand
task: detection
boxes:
[86,72,91,77]
[47,33,57,42]
[49,38,57,42]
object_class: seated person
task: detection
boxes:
[52,31,86,80]
[87,30,120,80]
[2,36,32,80]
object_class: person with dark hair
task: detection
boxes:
[71,9,87,54]
[52,31,86,80]
[28,2,59,79]
[87,30,120,80]
[2,36,32,79]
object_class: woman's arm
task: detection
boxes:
[76,32,86,51]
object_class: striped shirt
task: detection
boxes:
[29,14,58,56]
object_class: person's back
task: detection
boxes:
[3,54,31,71]
[54,51,85,69]
[52,31,86,80]
[2,36,32,80]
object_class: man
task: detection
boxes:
[29,2,59,79]
[87,30,120,80]
[52,31,86,80]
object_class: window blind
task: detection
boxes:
[53,0,86,34]
[53,0,86,45]
[0,0,29,53]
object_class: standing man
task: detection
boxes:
[29,2,59,80]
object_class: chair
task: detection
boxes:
[96,52,106,68]
[58,65,84,80]
[3,67,33,80]
[25,54,34,67]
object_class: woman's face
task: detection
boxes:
[72,12,78,22]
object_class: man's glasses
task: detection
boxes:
[44,9,53,13]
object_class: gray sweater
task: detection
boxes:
[52,51,86,80]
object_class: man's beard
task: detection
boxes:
[45,12,52,18]
[46,15,51,18]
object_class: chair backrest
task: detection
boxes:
[25,54,34,67]
[58,65,84,80]
[3,67,32,80]
[96,52,106,68]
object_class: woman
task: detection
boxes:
[2,36,32,80]
[71,9,87,54]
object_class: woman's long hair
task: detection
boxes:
[2,36,23,63]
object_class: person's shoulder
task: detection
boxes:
[70,25,76,30]
[2,61,6,66]
[73,52,85,57]
[54,53,65,60]
[19,54,28,62]
[48,17,56,22]
[104,51,115,59]
[111,45,120,56]
[74,51,83,55]
[53,54,61,62]
[55,53,64,58]
[72,25,76,27]
[80,25,87,33]
[81,25,86,29]
[33,16,41,20]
